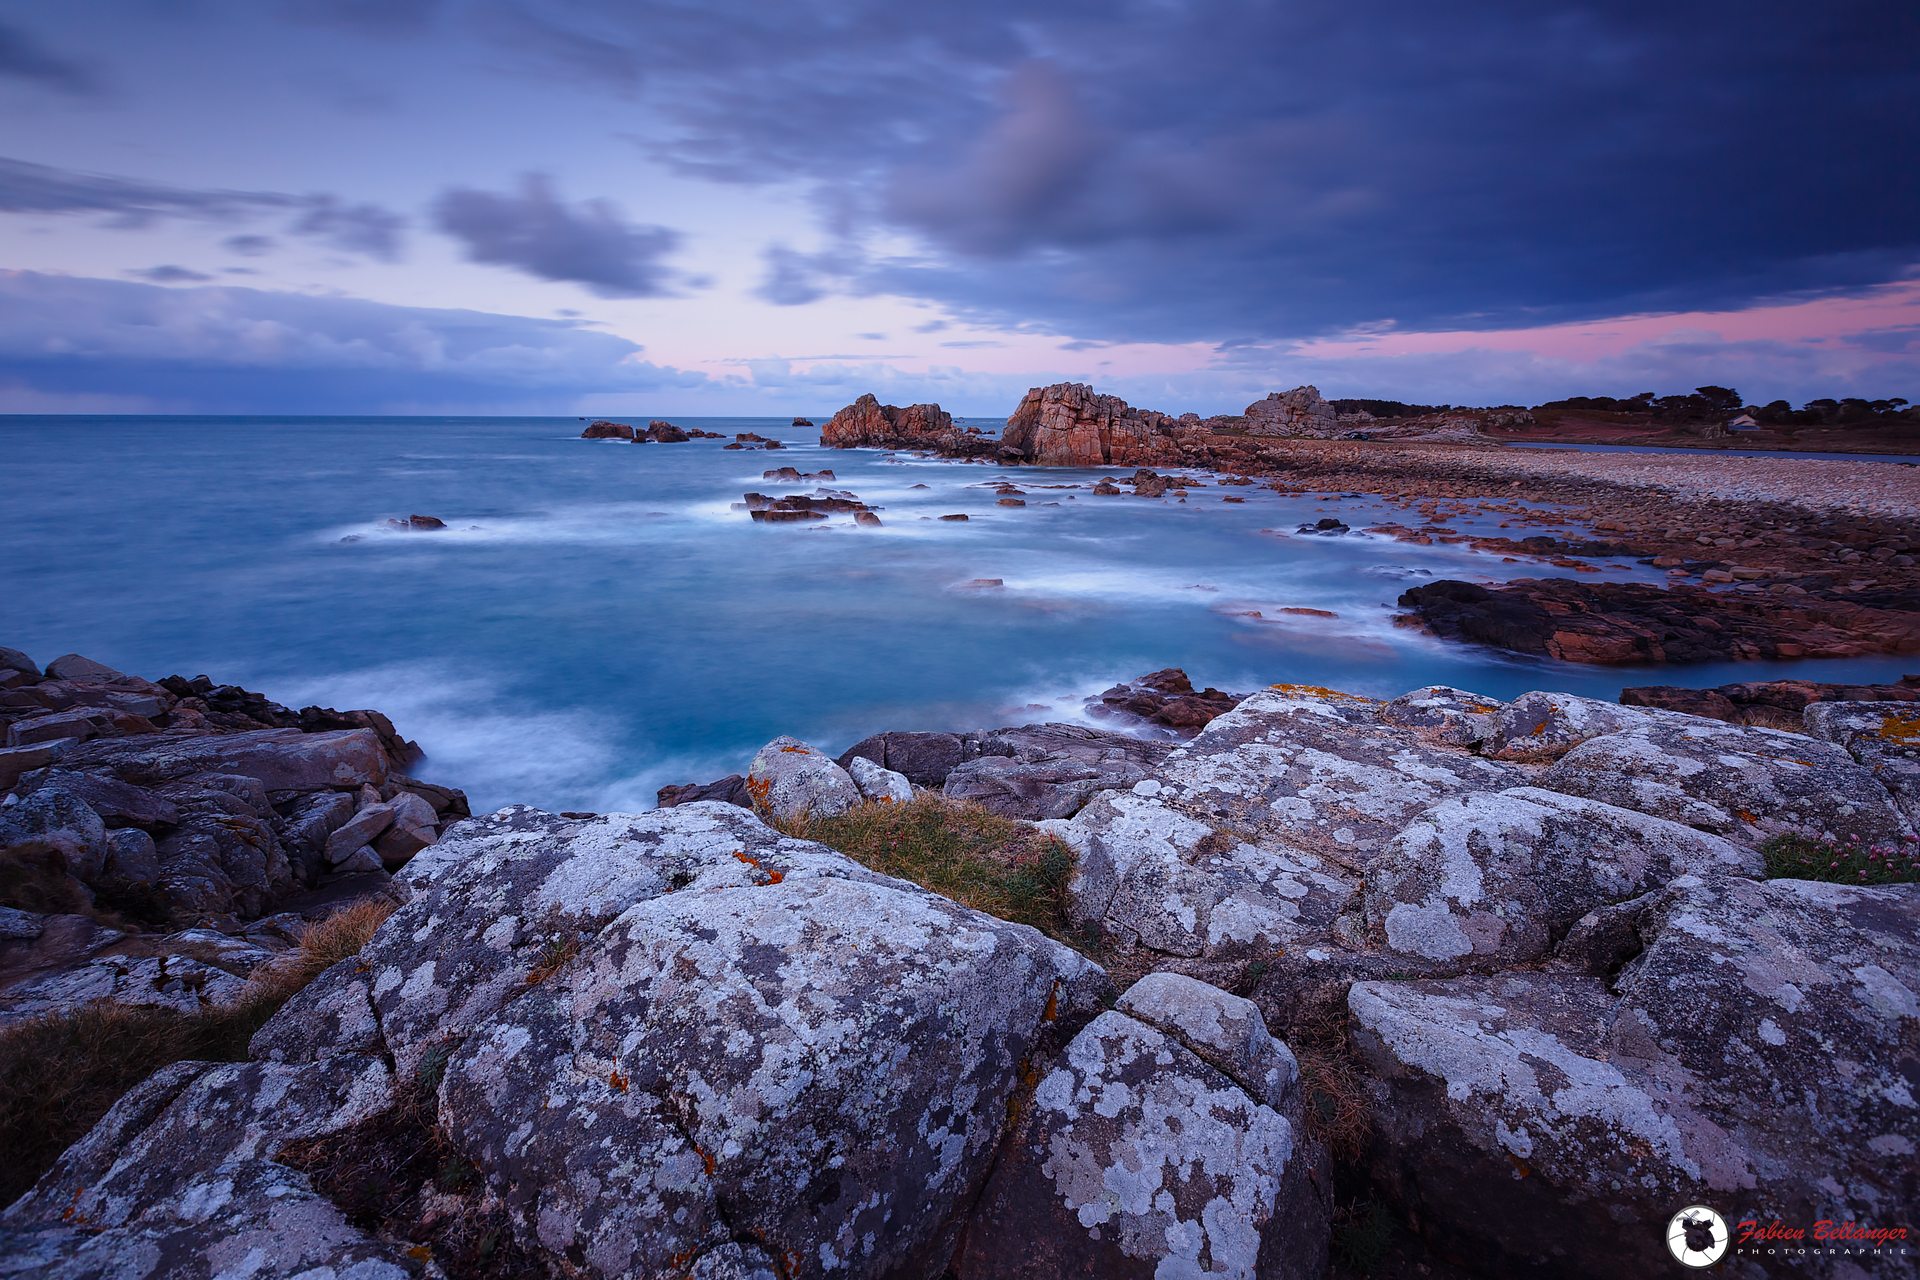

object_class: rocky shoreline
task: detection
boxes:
[811,384,1920,667]
[5,643,1916,1278]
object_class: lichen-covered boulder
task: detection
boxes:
[1,1055,417,1279]
[1379,685,1505,748]
[958,974,1327,1280]
[846,754,913,804]
[256,802,1109,1278]
[1044,789,1352,960]
[1538,717,1912,846]
[1131,687,1524,870]
[1804,700,1920,831]
[1364,787,1757,964]
[1477,691,1681,762]
[1349,873,1920,1278]
[746,735,862,820]
[443,873,1105,1278]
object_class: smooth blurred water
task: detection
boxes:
[4,415,1913,811]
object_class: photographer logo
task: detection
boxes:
[1668,1205,1730,1268]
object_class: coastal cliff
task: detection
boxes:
[4,648,1916,1278]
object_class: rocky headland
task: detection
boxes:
[8,638,1915,1278]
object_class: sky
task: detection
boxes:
[1,0,1916,417]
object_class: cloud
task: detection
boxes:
[127,265,215,284]
[291,195,405,260]
[755,243,836,306]
[409,0,1919,348]
[0,269,711,413]
[0,156,406,258]
[432,174,686,298]
[0,19,95,95]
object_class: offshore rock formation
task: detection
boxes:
[1241,386,1340,438]
[820,394,989,455]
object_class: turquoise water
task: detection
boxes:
[4,415,1913,811]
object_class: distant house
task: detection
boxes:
[1726,413,1760,431]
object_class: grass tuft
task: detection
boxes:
[776,792,1092,951]
[0,895,394,1206]
[1761,831,1920,886]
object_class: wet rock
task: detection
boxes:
[846,755,913,804]
[1094,667,1244,736]
[1294,517,1349,535]
[1364,787,1756,964]
[959,975,1326,1280]
[1621,674,1920,727]
[1539,715,1912,846]
[645,419,689,442]
[1350,874,1920,1278]
[581,419,637,440]
[1400,576,1920,664]
[746,735,861,820]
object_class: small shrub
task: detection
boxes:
[0,896,395,1206]
[1761,832,1920,886]
[777,793,1092,951]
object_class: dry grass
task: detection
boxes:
[0,895,394,1206]
[1288,1005,1375,1164]
[777,792,1091,951]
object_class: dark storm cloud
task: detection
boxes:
[0,270,710,412]
[0,19,96,95]
[430,0,1919,344]
[0,157,406,258]
[432,173,687,298]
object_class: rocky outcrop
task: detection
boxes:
[942,725,1172,821]
[1621,674,1920,726]
[1000,383,1183,467]
[1241,386,1340,438]
[959,973,1327,1280]
[1399,576,1920,663]
[14,802,1120,1280]
[1351,873,1919,1277]
[1093,668,1244,735]
[820,394,984,455]
[579,419,635,440]
[0,647,464,1024]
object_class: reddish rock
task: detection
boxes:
[1000,383,1183,467]
[821,394,982,454]
[579,419,635,440]
[1093,668,1244,736]
[1400,578,1920,665]
[1621,675,1920,726]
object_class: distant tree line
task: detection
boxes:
[1532,387,1914,424]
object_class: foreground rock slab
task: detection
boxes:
[1351,874,1920,1278]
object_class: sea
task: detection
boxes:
[4,415,1913,812]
